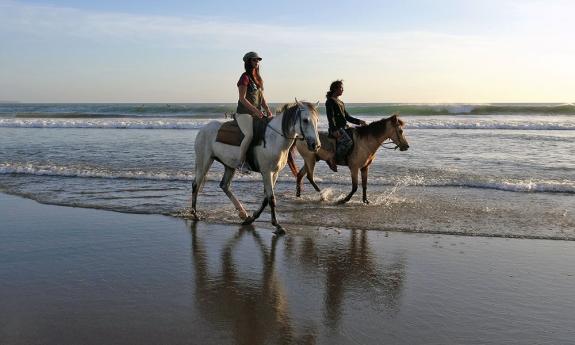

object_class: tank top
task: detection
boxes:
[236,72,262,115]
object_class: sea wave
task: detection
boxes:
[2,163,573,194]
[1,117,574,130]
[1,103,574,118]
[0,118,216,129]
[406,119,575,130]
[0,103,237,118]
[347,103,575,116]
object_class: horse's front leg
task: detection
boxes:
[242,197,268,225]
[306,158,321,193]
[242,172,273,225]
[361,166,370,204]
[191,180,200,220]
[220,166,248,220]
[249,172,285,234]
[337,167,359,204]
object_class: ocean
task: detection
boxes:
[1,103,574,239]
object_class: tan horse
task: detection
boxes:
[289,114,409,204]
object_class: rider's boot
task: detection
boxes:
[236,161,252,175]
[326,158,338,172]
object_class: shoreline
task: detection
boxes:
[2,190,573,242]
[1,191,574,344]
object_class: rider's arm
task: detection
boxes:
[344,109,367,126]
[238,85,264,118]
[260,92,273,117]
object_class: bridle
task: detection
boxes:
[258,106,310,142]
[380,123,405,150]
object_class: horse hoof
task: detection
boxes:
[238,211,248,220]
[190,209,200,220]
[363,199,370,205]
[336,198,348,205]
[242,216,255,225]
[273,226,286,236]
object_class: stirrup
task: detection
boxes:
[236,162,252,175]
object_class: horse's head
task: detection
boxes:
[388,114,409,151]
[284,99,320,152]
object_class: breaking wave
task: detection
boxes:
[2,117,574,130]
[1,103,574,119]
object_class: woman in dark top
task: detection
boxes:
[324,80,367,171]
[235,51,273,173]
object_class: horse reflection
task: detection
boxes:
[190,223,316,345]
[323,230,404,327]
[189,223,406,341]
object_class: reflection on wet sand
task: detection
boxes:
[189,222,406,344]
[319,230,405,328]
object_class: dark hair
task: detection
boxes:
[325,80,343,99]
[244,61,264,90]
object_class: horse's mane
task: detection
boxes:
[278,102,318,137]
[356,115,405,138]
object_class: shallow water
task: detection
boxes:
[1,194,574,345]
[1,107,574,239]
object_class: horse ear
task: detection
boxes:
[294,97,300,106]
[390,114,398,124]
[315,101,320,107]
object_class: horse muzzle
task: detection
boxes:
[399,144,409,151]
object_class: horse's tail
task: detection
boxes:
[287,142,299,177]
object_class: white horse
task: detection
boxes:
[191,100,320,233]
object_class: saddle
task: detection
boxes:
[215,115,271,172]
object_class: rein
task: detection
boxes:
[256,107,306,141]
[380,141,398,150]
[380,124,403,150]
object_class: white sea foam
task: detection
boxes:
[0,163,192,180]
[0,118,217,129]
[2,163,573,194]
[419,177,575,194]
[1,116,575,130]
[406,119,575,130]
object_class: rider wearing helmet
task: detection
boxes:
[235,52,273,173]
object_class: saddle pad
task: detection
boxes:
[319,132,336,153]
[319,130,354,164]
[216,120,244,146]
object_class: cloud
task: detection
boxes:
[1,0,573,102]
[0,0,490,53]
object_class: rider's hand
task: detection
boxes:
[266,109,273,118]
[255,110,265,118]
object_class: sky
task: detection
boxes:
[0,0,574,103]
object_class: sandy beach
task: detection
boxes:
[1,192,573,345]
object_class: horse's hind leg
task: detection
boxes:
[220,166,248,220]
[191,156,214,219]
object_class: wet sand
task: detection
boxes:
[1,193,574,345]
